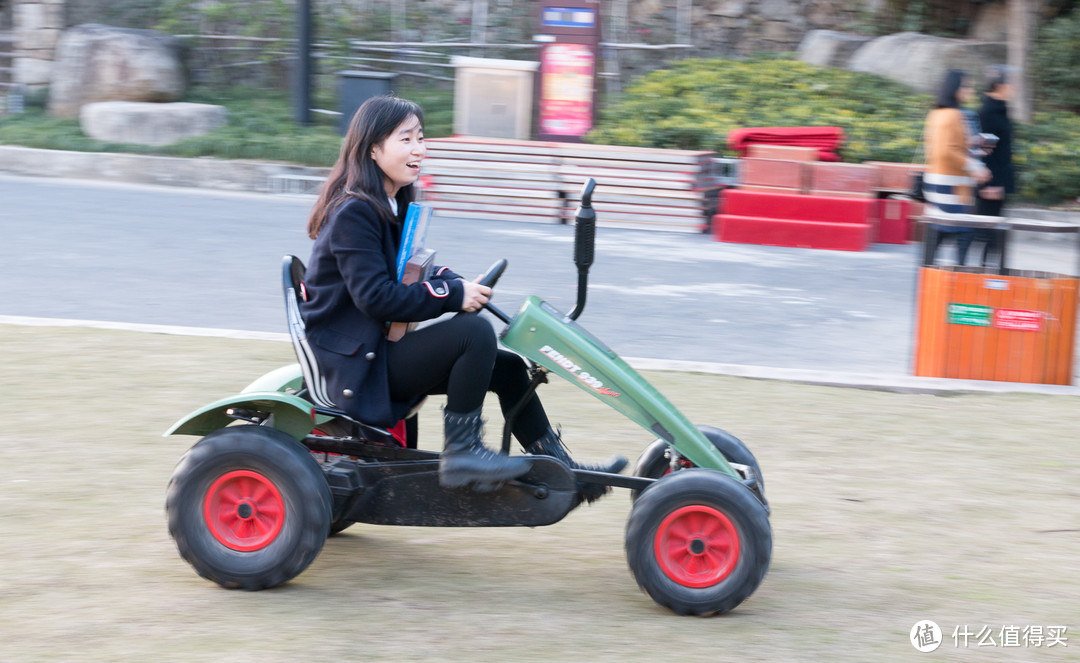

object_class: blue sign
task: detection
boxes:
[541,7,597,28]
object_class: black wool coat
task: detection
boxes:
[978,95,1015,194]
[300,197,464,426]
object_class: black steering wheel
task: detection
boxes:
[476,259,510,323]
[476,258,507,289]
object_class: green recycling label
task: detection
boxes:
[947,303,992,326]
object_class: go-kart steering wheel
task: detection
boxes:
[476,259,507,289]
[476,259,510,323]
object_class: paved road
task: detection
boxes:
[3,174,1075,377]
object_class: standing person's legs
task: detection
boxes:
[955,229,976,266]
[975,197,1006,268]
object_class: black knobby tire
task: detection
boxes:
[631,425,764,501]
[166,425,332,590]
[625,469,771,616]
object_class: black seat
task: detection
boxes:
[282,255,339,410]
[282,256,415,446]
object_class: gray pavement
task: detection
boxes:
[3,166,1080,395]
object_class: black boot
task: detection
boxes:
[440,407,533,490]
[525,428,628,503]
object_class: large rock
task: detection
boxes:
[846,32,1005,95]
[79,101,226,146]
[797,29,872,67]
[48,24,188,118]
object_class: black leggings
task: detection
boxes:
[385,313,550,445]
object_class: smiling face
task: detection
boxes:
[371,114,425,199]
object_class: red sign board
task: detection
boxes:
[539,43,595,137]
[993,308,1044,332]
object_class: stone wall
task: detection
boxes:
[11,0,1003,92]
[12,0,64,92]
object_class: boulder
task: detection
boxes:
[49,24,188,118]
[846,32,1005,95]
[79,101,226,147]
[797,30,872,67]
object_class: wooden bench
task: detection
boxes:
[420,137,564,225]
[713,189,877,251]
[420,137,718,232]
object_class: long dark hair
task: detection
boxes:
[934,69,968,109]
[307,95,424,239]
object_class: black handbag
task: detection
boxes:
[908,171,925,202]
[907,143,926,201]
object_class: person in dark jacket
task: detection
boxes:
[973,65,1016,267]
[301,95,625,495]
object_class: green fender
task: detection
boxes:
[163,364,330,441]
[501,296,739,478]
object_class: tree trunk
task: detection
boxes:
[1008,0,1035,122]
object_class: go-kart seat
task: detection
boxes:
[283,255,339,410]
[282,255,416,447]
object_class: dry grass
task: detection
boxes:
[1,325,1078,662]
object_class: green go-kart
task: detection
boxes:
[164,179,771,616]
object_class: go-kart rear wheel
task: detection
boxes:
[631,425,764,502]
[166,425,332,590]
[626,469,771,616]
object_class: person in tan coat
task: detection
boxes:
[923,70,991,264]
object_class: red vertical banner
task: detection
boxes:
[539,43,595,138]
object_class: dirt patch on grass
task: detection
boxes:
[1,326,1077,661]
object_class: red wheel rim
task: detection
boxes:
[654,505,740,588]
[203,470,285,552]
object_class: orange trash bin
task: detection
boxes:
[913,267,1079,384]
[913,213,1080,385]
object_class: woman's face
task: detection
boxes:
[371,114,425,197]
[957,78,975,104]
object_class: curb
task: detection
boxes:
[3,315,1077,397]
[0,145,330,194]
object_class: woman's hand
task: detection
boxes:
[461,280,491,312]
[975,165,992,184]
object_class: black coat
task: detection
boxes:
[300,197,464,426]
[978,95,1015,194]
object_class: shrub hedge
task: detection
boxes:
[1032,11,1080,113]
[587,57,1080,205]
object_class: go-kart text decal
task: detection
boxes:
[539,345,620,397]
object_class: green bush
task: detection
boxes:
[1033,11,1080,113]
[588,56,1080,204]
[1015,111,1080,204]
[588,57,928,164]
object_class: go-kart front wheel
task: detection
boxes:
[631,425,765,503]
[625,469,771,616]
[166,425,332,590]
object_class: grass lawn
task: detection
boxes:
[1,324,1077,661]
